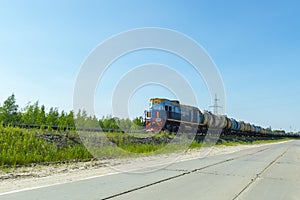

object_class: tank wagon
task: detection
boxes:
[145,98,282,137]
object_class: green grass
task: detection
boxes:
[0,126,92,168]
[0,126,294,168]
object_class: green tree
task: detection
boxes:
[58,111,66,130]
[46,107,59,129]
[75,109,88,127]
[21,103,34,124]
[100,115,119,130]
[65,111,75,129]
[131,116,144,130]
[85,115,100,128]
[21,101,41,125]
[0,94,20,124]
[37,105,46,126]
[118,118,132,132]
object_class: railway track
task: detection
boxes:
[2,122,299,138]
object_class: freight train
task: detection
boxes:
[145,98,286,137]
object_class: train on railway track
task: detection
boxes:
[2,97,298,138]
[145,98,298,137]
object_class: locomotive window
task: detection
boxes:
[165,106,172,112]
[152,104,163,110]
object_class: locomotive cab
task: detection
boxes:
[145,98,180,132]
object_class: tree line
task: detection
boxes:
[0,94,144,131]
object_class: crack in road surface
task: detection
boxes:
[100,147,270,200]
[232,146,290,200]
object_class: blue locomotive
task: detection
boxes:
[145,98,271,136]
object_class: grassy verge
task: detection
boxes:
[0,126,294,168]
[0,126,92,168]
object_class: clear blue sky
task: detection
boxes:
[0,0,299,131]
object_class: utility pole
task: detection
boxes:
[210,94,222,114]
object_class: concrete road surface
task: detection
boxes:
[1,140,300,200]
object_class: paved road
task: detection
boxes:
[1,140,300,200]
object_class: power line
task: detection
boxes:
[209,94,222,114]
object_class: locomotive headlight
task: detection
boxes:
[156,118,162,122]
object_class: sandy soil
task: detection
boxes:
[0,141,289,194]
